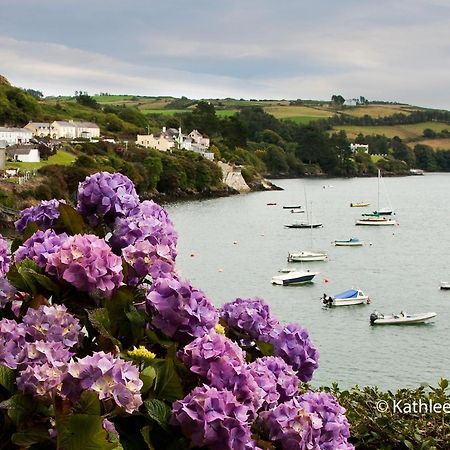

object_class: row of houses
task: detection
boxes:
[136,127,214,160]
[0,121,100,146]
[25,121,100,140]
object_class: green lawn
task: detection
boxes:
[6,150,77,171]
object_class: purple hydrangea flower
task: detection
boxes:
[15,199,65,233]
[61,352,143,413]
[76,172,140,225]
[110,200,177,260]
[0,279,16,309]
[248,356,299,411]
[17,362,64,398]
[296,392,353,450]
[46,234,123,297]
[0,234,10,276]
[102,418,119,440]
[0,318,27,369]
[122,240,174,286]
[23,304,81,348]
[15,229,69,268]
[146,277,218,342]
[17,341,73,370]
[181,332,246,379]
[172,385,258,450]
[259,394,354,450]
[270,323,319,382]
[220,297,279,341]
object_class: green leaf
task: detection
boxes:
[439,378,449,390]
[140,426,156,450]
[73,391,101,415]
[0,393,41,425]
[11,426,51,446]
[88,308,121,347]
[0,365,16,393]
[140,366,157,394]
[57,414,116,450]
[153,358,184,402]
[255,340,275,356]
[6,264,29,292]
[144,399,172,431]
[404,440,415,450]
[56,203,88,235]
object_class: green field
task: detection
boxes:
[332,122,450,141]
[6,150,77,171]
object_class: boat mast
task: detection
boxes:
[377,169,380,212]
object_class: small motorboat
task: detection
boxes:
[283,205,301,209]
[350,202,370,207]
[288,250,327,262]
[369,311,437,325]
[267,202,277,206]
[333,237,363,247]
[323,289,369,307]
[440,282,450,290]
[285,222,323,229]
[271,269,319,286]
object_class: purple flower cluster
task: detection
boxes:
[0,279,16,309]
[15,199,65,233]
[220,297,279,341]
[122,240,174,286]
[0,318,27,369]
[270,323,319,382]
[110,200,177,260]
[180,333,262,417]
[46,234,123,297]
[17,362,64,397]
[0,233,10,276]
[146,277,218,342]
[15,229,68,268]
[259,393,354,450]
[248,357,299,411]
[77,172,140,225]
[172,385,259,450]
[62,352,143,413]
[23,304,81,348]
[17,341,73,369]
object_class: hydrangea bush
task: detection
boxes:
[0,171,354,449]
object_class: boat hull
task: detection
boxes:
[332,297,368,306]
[350,203,370,207]
[288,252,327,262]
[355,219,396,226]
[334,240,363,246]
[271,271,319,286]
[285,223,323,229]
[371,313,436,325]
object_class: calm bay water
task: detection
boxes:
[166,174,450,390]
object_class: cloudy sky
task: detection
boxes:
[1,0,449,108]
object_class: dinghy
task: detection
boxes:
[288,250,327,262]
[369,311,436,325]
[440,282,450,290]
[333,237,363,247]
[350,202,370,207]
[285,222,323,229]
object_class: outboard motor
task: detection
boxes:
[370,312,378,325]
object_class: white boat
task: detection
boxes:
[288,250,327,262]
[356,170,396,225]
[440,282,450,290]
[285,222,323,229]
[271,269,319,286]
[355,215,397,226]
[290,208,305,213]
[370,311,436,325]
[323,289,369,307]
[333,237,363,247]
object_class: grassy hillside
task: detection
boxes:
[332,121,449,141]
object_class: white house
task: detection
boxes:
[0,127,32,146]
[51,121,77,139]
[24,122,54,137]
[7,146,40,163]
[136,127,212,159]
[350,143,369,153]
[75,121,100,139]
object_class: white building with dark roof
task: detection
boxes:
[24,122,54,137]
[26,121,100,139]
[0,127,32,145]
[6,145,40,163]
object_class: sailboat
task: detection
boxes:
[287,201,327,262]
[356,170,397,226]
